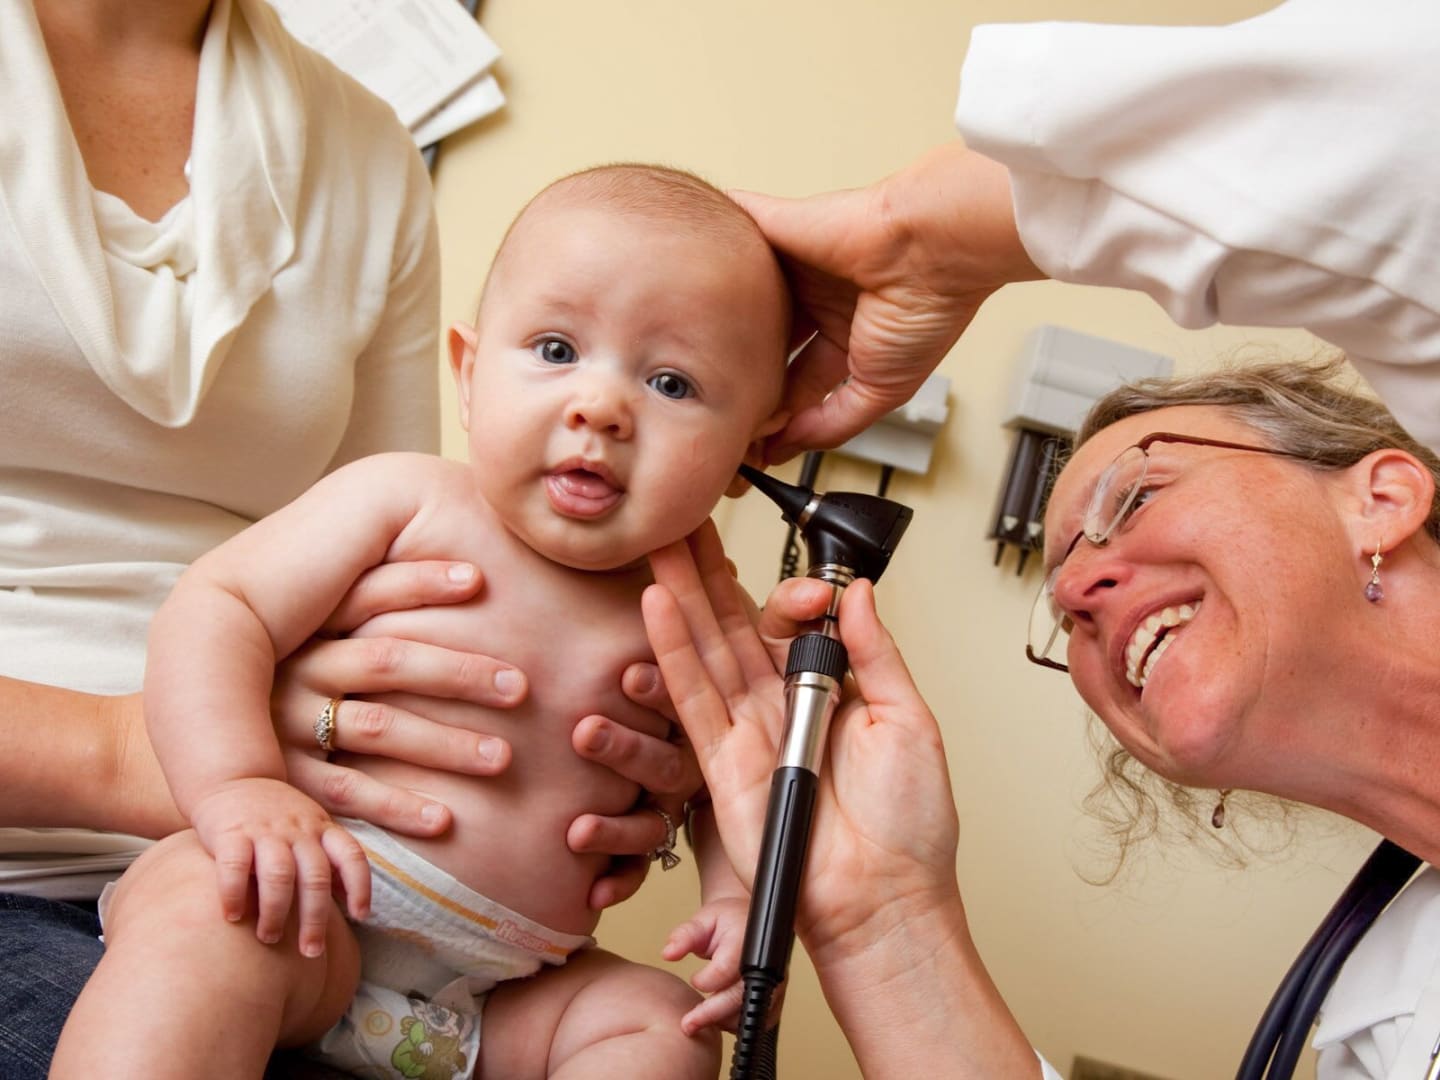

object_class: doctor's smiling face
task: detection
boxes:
[1041,404,1357,785]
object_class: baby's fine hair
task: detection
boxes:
[480,162,790,339]
[1078,354,1440,544]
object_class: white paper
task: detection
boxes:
[268,0,503,142]
[413,72,505,147]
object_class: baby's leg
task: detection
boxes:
[480,948,720,1079]
[50,830,359,1080]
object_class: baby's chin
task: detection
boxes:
[523,529,657,576]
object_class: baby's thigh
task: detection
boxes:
[480,949,719,1080]
[103,831,359,1045]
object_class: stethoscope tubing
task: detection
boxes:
[1236,839,1421,1080]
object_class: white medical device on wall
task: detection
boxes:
[990,325,1173,573]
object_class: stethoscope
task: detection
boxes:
[1237,839,1422,1080]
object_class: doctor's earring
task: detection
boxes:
[1365,541,1385,603]
[1211,789,1233,830]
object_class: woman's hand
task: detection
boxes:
[568,664,705,910]
[731,144,1041,461]
[643,522,962,960]
[273,560,523,837]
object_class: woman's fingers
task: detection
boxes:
[620,662,673,723]
[322,560,483,634]
[586,857,648,911]
[571,715,699,798]
[325,698,509,775]
[287,754,453,837]
[566,804,672,860]
[279,635,527,710]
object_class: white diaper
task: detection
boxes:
[304,818,594,1080]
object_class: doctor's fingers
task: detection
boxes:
[754,575,836,648]
[646,530,751,698]
[836,581,936,734]
[319,559,484,634]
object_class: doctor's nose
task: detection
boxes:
[564,379,634,439]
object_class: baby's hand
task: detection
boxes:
[662,895,754,1035]
[188,777,370,957]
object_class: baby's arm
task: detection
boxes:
[662,800,755,1034]
[146,453,436,954]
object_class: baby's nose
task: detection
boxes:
[565,378,634,438]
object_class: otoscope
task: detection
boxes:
[730,463,914,1080]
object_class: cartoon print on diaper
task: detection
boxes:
[389,999,475,1080]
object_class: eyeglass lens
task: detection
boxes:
[1027,444,1150,668]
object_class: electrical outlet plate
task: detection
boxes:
[835,372,951,474]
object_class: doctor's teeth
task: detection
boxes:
[1123,601,1202,689]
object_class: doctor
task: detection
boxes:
[644,1,1440,1076]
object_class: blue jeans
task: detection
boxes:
[0,893,103,1079]
[0,892,349,1080]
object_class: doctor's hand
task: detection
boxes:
[642,522,962,962]
[731,143,1042,462]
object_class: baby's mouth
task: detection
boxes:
[1124,602,1200,689]
[545,461,625,517]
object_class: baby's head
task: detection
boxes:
[449,163,791,571]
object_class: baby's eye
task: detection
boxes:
[648,372,694,400]
[536,339,576,365]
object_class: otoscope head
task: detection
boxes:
[738,464,913,583]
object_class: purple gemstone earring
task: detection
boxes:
[1365,542,1384,603]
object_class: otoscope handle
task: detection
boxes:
[741,765,819,981]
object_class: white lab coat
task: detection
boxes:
[955,1,1440,1075]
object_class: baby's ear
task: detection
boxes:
[447,322,480,432]
[725,410,790,499]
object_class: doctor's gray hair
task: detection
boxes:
[1077,353,1440,543]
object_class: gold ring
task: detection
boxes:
[313,696,343,753]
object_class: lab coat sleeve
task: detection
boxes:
[1038,1050,1064,1080]
[954,0,1440,455]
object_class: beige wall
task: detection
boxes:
[431,3,1377,1076]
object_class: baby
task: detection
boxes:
[51,164,791,1080]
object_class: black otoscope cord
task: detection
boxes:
[1236,838,1420,1080]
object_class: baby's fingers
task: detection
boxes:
[680,981,745,1037]
[251,836,296,946]
[661,915,714,963]
[212,833,256,925]
[689,951,740,994]
[291,837,336,958]
[323,826,371,924]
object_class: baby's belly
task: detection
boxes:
[335,694,642,938]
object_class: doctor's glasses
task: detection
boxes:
[1025,431,1313,673]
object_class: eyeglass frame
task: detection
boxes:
[1025,431,1315,673]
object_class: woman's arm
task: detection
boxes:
[0,678,180,839]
